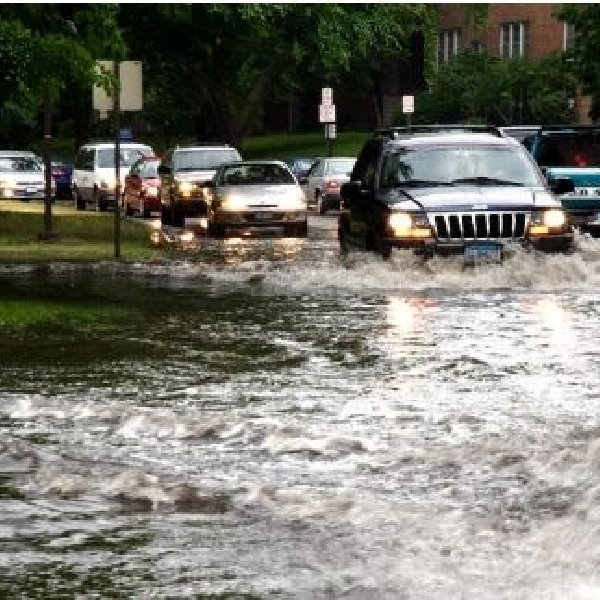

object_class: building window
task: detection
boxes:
[563,22,576,51]
[438,28,462,64]
[499,22,529,58]
[471,40,486,53]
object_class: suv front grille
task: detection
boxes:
[431,212,529,241]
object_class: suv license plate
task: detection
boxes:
[464,241,503,264]
[256,212,273,220]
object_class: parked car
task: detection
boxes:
[158,144,242,228]
[72,141,154,211]
[338,125,574,261]
[206,160,308,237]
[285,156,315,180]
[0,151,55,200]
[123,156,161,218]
[50,159,73,199]
[526,125,600,237]
[300,156,356,214]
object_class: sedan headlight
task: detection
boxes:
[388,211,433,238]
[220,195,247,212]
[541,209,566,228]
[177,181,194,198]
[100,178,115,190]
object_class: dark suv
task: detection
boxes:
[158,144,242,228]
[525,125,600,237]
[338,125,575,261]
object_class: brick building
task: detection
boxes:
[438,3,591,123]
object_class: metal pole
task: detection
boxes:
[42,95,54,239]
[113,60,121,260]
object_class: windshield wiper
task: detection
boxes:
[450,176,524,186]
[390,179,455,187]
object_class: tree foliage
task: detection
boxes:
[411,51,578,126]
[559,4,600,120]
[119,4,437,144]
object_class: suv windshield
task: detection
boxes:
[536,132,600,168]
[97,147,153,168]
[174,149,242,171]
[380,144,541,187]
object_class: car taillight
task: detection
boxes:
[51,168,63,177]
[325,180,340,191]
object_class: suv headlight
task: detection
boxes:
[529,208,567,235]
[388,211,433,238]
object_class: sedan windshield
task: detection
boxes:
[218,163,295,185]
[380,145,542,188]
[0,157,42,172]
[326,159,355,176]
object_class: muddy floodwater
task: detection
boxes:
[2,218,600,599]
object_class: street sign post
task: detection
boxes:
[402,95,414,129]
[93,60,143,259]
[319,87,336,156]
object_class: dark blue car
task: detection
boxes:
[51,160,73,199]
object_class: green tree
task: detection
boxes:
[411,50,578,126]
[559,3,600,120]
[119,4,437,145]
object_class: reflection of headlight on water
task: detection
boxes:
[386,297,416,335]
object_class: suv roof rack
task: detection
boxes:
[539,125,600,134]
[375,124,504,139]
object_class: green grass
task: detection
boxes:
[0,298,132,329]
[240,131,370,160]
[0,201,168,263]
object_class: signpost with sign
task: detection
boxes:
[319,87,336,157]
[402,95,414,129]
[93,61,143,259]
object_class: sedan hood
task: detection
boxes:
[217,183,305,207]
[175,170,216,183]
[0,172,45,184]
[383,185,560,212]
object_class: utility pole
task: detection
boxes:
[40,95,56,240]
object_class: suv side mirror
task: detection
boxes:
[549,176,575,196]
[157,164,171,176]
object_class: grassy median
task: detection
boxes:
[0,200,169,263]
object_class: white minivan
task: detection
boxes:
[72,141,154,211]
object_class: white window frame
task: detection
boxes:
[437,28,462,65]
[563,22,576,51]
[499,22,528,58]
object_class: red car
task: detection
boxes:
[123,156,161,218]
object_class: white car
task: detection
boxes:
[0,151,54,200]
[207,160,308,237]
[72,141,154,211]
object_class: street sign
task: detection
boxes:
[321,87,333,105]
[402,95,415,114]
[93,61,143,112]
[319,104,336,123]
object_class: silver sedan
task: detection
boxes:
[207,160,308,237]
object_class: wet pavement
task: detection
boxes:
[2,215,600,599]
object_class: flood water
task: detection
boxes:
[2,217,600,599]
